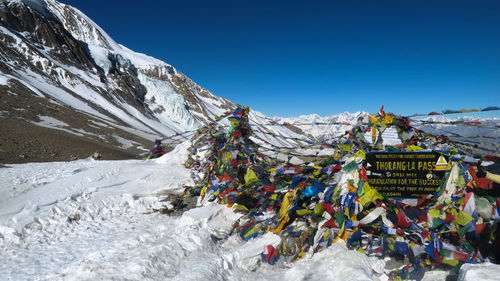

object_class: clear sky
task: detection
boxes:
[61,0,499,118]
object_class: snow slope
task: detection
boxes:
[1,142,499,280]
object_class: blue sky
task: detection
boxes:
[61,0,499,118]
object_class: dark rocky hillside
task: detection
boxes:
[0,0,234,163]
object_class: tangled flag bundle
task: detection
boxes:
[182,106,499,280]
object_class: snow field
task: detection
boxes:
[0,142,250,280]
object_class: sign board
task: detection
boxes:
[365,151,449,198]
[363,127,402,146]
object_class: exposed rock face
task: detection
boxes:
[0,0,310,165]
[0,0,239,163]
[0,1,96,71]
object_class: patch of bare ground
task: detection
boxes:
[0,118,140,163]
[0,81,167,164]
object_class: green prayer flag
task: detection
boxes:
[342,160,357,172]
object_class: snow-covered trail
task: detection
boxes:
[0,143,496,281]
[0,142,267,280]
[0,143,192,230]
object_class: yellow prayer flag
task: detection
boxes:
[364,182,372,192]
[243,227,258,239]
[428,208,441,219]
[225,152,232,162]
[344,206,350,219]
[407,145,424,151]
[334,151,341,160]
[229,119,239,127]
[234,204,248,211]
[339,144,351,152]
[442,259,460,267]
[296,209,312,216]
[314,203,325,216]
[353,150,366,160]
[456,210,474,226]
[273,216,289,234]
[456,176,465,188]
[358,189,383,206]
[323,229,330,240]
[279,192,293,219]
[244,168,259,186]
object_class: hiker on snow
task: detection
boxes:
[147,139,166,159]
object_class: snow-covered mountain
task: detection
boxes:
[274,111,499,156]
[0,0,239,163]
[412,115,500,155]
[277,111,369,141]
[1,0,497,165]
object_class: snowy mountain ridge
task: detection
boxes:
[0,0,266,162]
[1,0,190,133]
[0,0,314,157]
[277,111,369,141]
[278,110,499,142]
[5,0,228,130]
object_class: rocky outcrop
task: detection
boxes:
[0,1,96,70]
